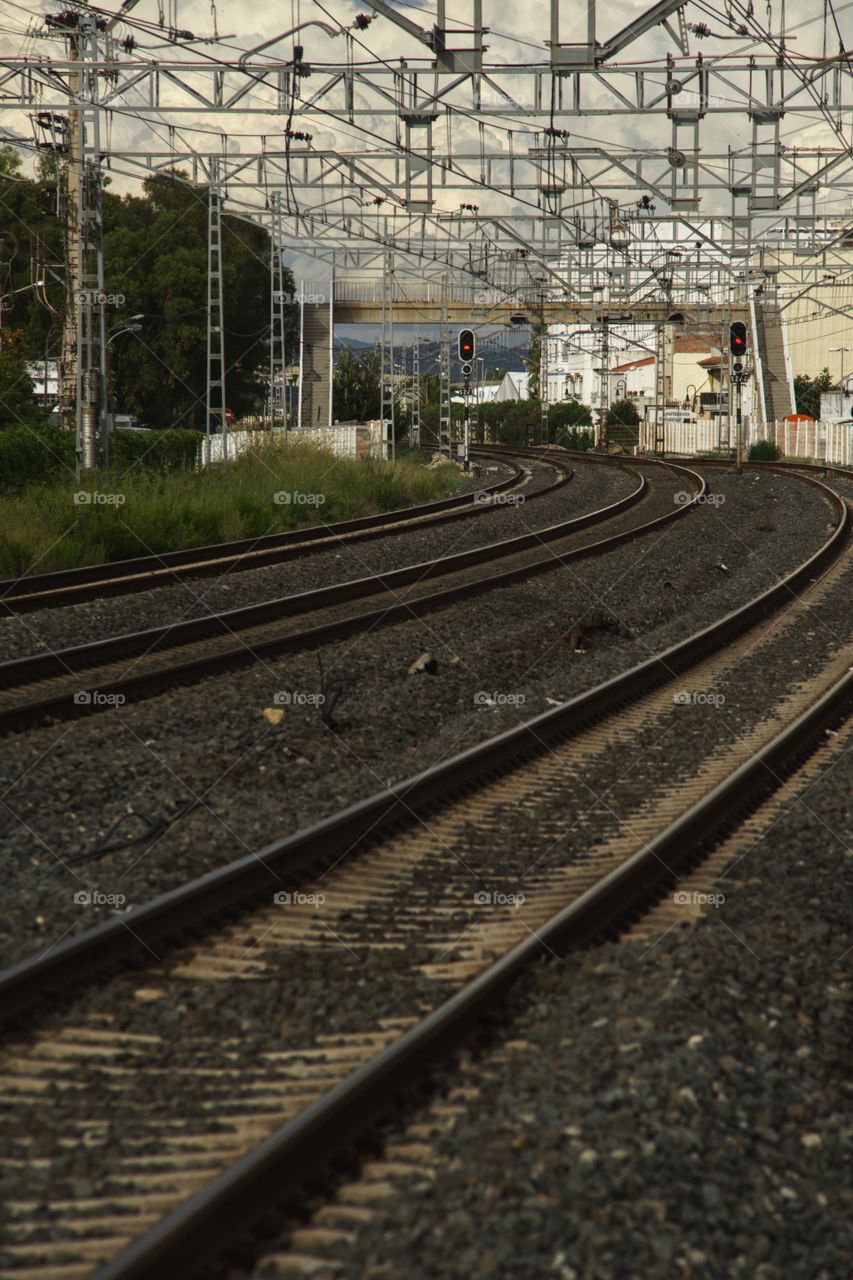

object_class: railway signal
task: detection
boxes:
[458,329,475,362]
[457,330,475,471]
[729,322,747,357]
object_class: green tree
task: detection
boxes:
[604,398,640,428]
[525,324,545,399]
[549,400,593,431]
[793,368,834,419]
[333,345,381,421]
[420,371,440,405]
[0,166,297,428]
[103,173,295,426]
[0,329,42,428]
[0,146,22,176]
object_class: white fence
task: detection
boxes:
[638,417,723,454]
[199,424,387,466]
[637,414,852,466]
[765,419,853,467]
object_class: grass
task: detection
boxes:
[0,438,465,579]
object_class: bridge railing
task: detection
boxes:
[300,279,517,307]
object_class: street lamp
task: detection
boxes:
[830,347,851,388]
[0,280,45,348]
[685,383,697,413]
[108,315,144,345]
[104,316,144,474]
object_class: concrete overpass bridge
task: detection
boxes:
[297,278,750,428]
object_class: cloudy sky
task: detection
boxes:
[2,0,850,295]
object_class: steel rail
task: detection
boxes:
[663,454,853,481]
[88,659,853,1280]
[0,471,844,1018]
[0,459,671,733]
[0,449,539,615]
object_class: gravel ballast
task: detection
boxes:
[269,720,853,1280]
[0,466,842,967]
[0,456,632,662]
[0,468,848,1278]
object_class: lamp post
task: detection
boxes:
[830,347,851,388]
[0,280,45,349]
[103,316,143,475]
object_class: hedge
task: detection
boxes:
[0,424,203,492]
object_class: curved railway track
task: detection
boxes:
[0,455,700,735]
[0,471,847,1280]
[0,449,549,615]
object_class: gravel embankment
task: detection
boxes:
[278,720,853,1280]
[0,457,631,662]
[0,467,841,967]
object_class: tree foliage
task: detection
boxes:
[417,397,593,446]
[333,346,381,421]
[0,329,40,429]
[524,324,545,399]
[793,368,834,419]
[0,163,297,429]
[604,397,641,427]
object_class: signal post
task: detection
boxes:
[458,328,475,470]
[730,321,747,473]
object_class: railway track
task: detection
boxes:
[0,449,545,616]
[0,455,698,735]
[0,471,847,1280]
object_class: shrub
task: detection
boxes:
[748,440,782,461]
[0,437,464,576]
[0,424,75,492]
[110,428,203,475]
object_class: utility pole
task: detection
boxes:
[652,321,666,455]
[597,317,610,447]
[439,276,451,457]
[380,250,395,460]
[206,158,226,465]
[75,12,107,476]
[269,192,286,436]
[540,334,549,444]
[411,323,421,446]
[49,10,106,474]
[57,15,79,436]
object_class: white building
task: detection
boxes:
[451,383,501,406]
[27,360,59,405]
[542,325,657,412]
[494,371,529,401]
[819,390,853,422]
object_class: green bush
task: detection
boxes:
[0,425,203,493]
[0,424,75,492]
[0,437,465,577]
[748,440,782,461]
[555,427,595,451]
[110,428,203,475]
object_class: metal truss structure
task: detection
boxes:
[205,161,227,461]
[438,278,451,456]
[2,0,852,441]
[269,193,287,435]
[379,249,395,456]
[410,323,421,447]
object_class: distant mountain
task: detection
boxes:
[334,334,528,374]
